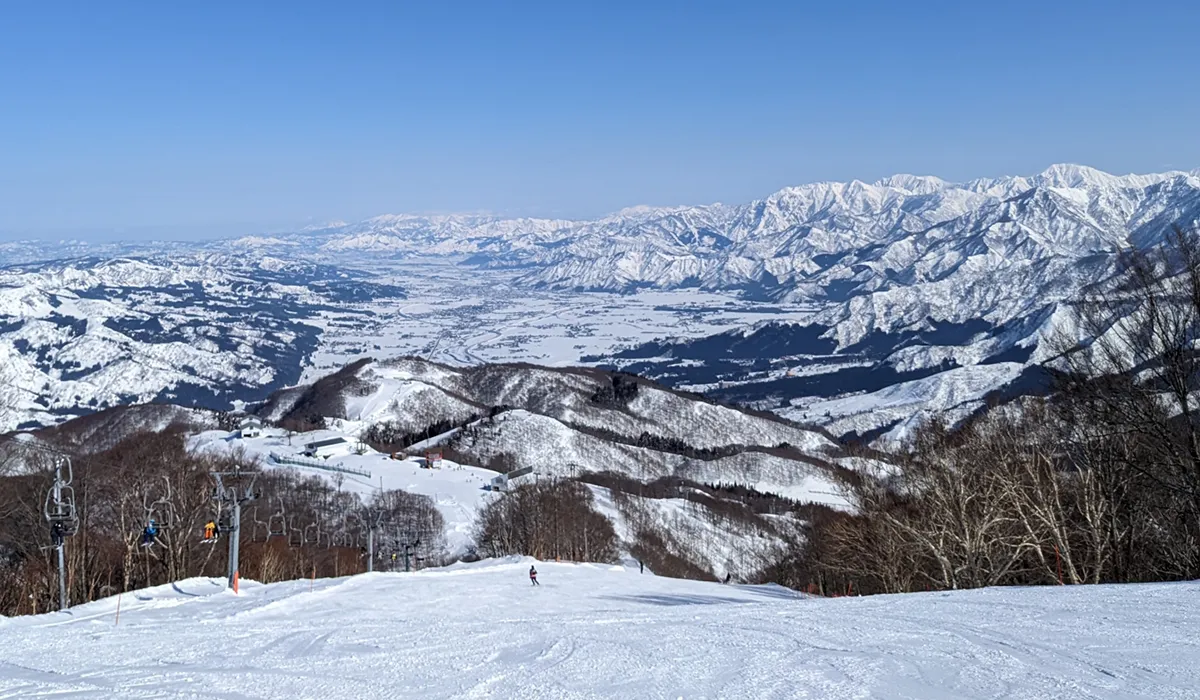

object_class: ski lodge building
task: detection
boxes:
[303,437,351,459]
[490,466,535,491]
[237,416,263,439]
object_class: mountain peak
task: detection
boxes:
[872,173,949,195]
[1035,163,1112,188]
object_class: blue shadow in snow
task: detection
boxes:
[601,586,803,607]
[600,594,752,607]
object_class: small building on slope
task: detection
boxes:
[237,416,263,439]
[303,437,351,459]
[490,466,535,492]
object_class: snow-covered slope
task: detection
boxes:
[260,357,854,505]
[0,254,404,432]
[189,426,497,557]
[2,561,1195,698]
[189,415,811,577]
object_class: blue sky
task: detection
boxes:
[1,1,1198,239]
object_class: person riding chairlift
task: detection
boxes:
[203,520,217,542]
[141,519,159,547]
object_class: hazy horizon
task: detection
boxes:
[3,1,1199,240]
[4,160,1200,243]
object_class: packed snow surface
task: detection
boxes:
[1,559,1196,699]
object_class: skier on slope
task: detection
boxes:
[529,565,539,586]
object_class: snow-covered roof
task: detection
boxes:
[304,437,349,449]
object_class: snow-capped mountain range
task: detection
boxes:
[299,164,1200,299]
[4,164,1200,442]
[289,164,1200,442]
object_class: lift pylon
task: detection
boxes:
[210,468,258,594]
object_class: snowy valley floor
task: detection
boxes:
[1,559,1197,699]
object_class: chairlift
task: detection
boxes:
[140,477,177,548]
[201,518,220,544]
[287,517,304,547]
[43,459,80,540]
[201,503,222,544]
[334,511,361,549]
[140,518,160,548]
[250,506,269,542]
[304,521,320,545]
[267,497,287,539]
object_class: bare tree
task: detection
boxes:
[1059,226,1200,574]
[474,480,618,564]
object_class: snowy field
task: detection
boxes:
[1,559,1196,699]
[302,257,819,381]
[190,428,499,557]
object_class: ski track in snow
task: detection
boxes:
[1,560,1196,699]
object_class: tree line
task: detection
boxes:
[0,430,445,616]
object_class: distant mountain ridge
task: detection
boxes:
[6,164,1200,444]
[288,165,1200,300]
[284,163,1200,445]
[271,165,1200,446]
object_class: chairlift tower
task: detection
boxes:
[211,468,258,593]
[42,457,78,611]
[365,508,386,573]
[394,527,422,573]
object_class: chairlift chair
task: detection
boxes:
[218,508,235,534]
[44,501,79,537]
[304,521,320,545]
[250,506,269,542]
[287,517,304,547]
[267,497,288,539]
[43,460,80,540]
[140,477,177,548]
[337,511,362,549]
